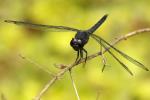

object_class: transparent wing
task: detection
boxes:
[4,20,80,32]
[91,34,133,75]
[91,34,149,75]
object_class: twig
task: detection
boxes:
[69,70,80,100]
[34,63,75,100]
[19,54,55,76]
[96,90,100,100]
[34,28,150,100]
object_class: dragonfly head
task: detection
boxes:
[70,38,82,51]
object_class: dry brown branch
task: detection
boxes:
[96,90,101,100]
[34,28,150,100]
[69,70,80,100]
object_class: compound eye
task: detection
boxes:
[77,39,82,44]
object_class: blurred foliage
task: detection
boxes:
[0,0,150,100]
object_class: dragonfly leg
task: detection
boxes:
[75,49,83,63]
[83,48,88,63]
[80,49,83,59]
[75,49,84,63]
[80,48,87,68]
[75,50,80,63]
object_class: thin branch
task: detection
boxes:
[96,90,100,100]
[69,70,80,100]
[34,28,150,100]
[19,54,55,76]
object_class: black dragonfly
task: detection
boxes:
[4,14,149,75]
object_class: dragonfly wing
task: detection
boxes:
[91,34,133,75]
[4,20,80,32]
[91,34,149,71]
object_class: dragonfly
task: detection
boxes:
[4,14,149,75]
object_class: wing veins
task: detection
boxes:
[91,34,149,71]
[91,35,133,75]
[4,20,80,32]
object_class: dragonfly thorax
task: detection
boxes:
[70,38,84,51]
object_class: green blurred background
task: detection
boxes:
[0,0,150,100]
